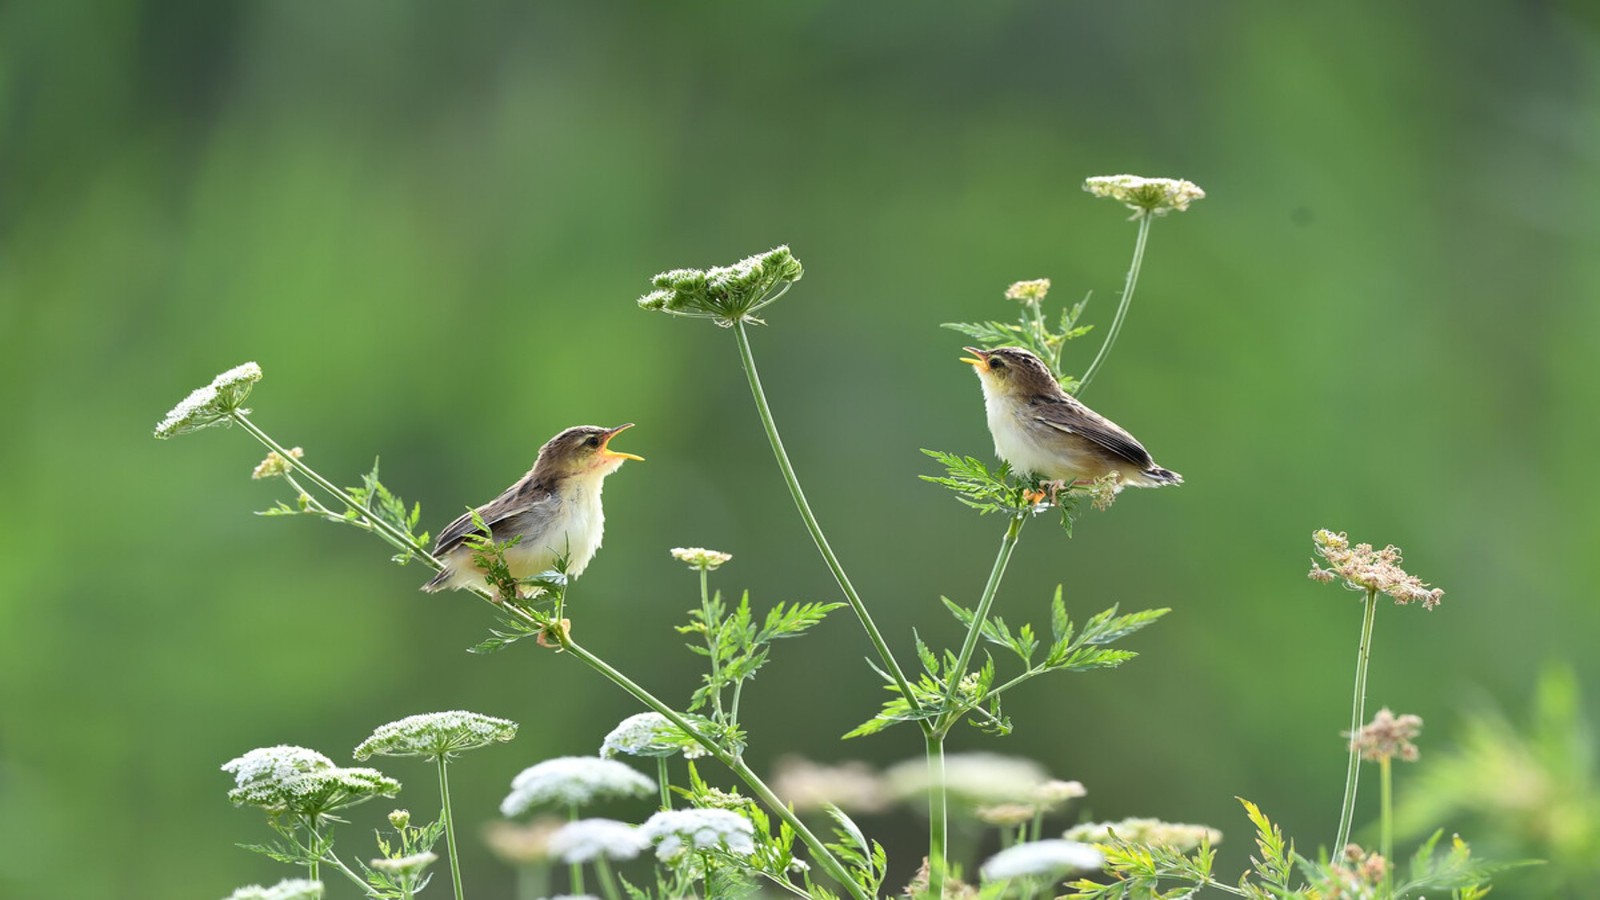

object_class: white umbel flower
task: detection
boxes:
[222,879,324,900]
[640,808,756,862]
[1083,175,1206,219]
[979,839,1104,882]
[669,547,733,570]
[600,712,708,759]
[154,361,263,438]
[1064,818,1223,851]
[885,752,1049,805]
[548,818,650,863]
[500,757,653,816]
[354,710,517,760]
[221,745,399,816]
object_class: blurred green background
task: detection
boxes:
[4,1,1599,897]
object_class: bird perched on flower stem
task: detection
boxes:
[422,424,643,595]
[961,347,1181,492]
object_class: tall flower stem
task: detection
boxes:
[1334,589,1380,853]
[1380,755,1394,898]
[925,733,949,900]
[732,320,921,717]
[656,757,672,810]
[1077,214,1152,395]
[566,805,585,895]
[700,566,726,721]
[940,513,1027,723]
[595,856,623,900]
[436,755,465,900]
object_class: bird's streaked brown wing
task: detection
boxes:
[1031,397,1156,469]
[432,483,555,555]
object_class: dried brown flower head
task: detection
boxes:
[1309,529,1444,609]
[1350,707,1423,762]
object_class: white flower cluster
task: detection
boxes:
[600,712,708,759]
[548,818,650,863]
[354,710,518,760]
[500,756,653,816]
[222,878,324,900]
[1083,175,1206,219]
[221,745,399,816]
[885,752,1050,805]
[640,808,756,862]
[1064,817,1223,851]
[979,839,1103,881]
[669,547,733,571]
[370,851,437,878]
[154,361,263,438]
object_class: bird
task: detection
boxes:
[960,346,1182,491]
[422,424,643,595]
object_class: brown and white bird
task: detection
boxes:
[422,424,642,594]
[961,347,1182,490]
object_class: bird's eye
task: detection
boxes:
[989,358,1006,370]
[584,436,601,448]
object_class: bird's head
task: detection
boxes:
[534,424,644,480]
[960,346,1061,398]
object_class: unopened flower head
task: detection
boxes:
[1033,779,1087,811]
[1005,279,1052,304]
[769,756,891,814]
[252,447,304,480]
[1083,175,1206,219]
[1309,529,1444,609]
[979,839,1104,882]
[638,246,803,325]
[481,816,564,864]
[354,710,518,760]
[885,752,1050,806]
[1064,818,1223,852]
[670,547,733,571]
[548,818,650,863]
[223,879,325,900]
[388,809,410,829]
[640,808,756,862]
[1350,707,1423,762]
[154,361,263,438]
[370,851,437,879]
[599,712,709,759]
[500,756,653,816]
[1086,473,1121,512]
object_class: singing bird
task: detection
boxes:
[961,347,1182,490]
[422,424,643,595]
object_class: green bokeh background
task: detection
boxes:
[4,2,1599,897]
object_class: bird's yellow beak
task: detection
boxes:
[601,423,644,461]
[959,346,989,367]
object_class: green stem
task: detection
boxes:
[657,757,672,810]
[1334,589,1379,853]
[926,733,948,900]
[514,865,545,900]
[437,755,465,900]
[303,817,321,883]
[596,856,623,900]
[1076,214,1152,396]
[567,805,585,895]
[1380,755,1393,898]
[320,848,387,899]
[232,411,439,565]
[732,320,921,718]
[700,567,726,721]
[940,513,1027,729]
[557,636,870,900]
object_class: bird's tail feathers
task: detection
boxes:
[1146,466,1184,486]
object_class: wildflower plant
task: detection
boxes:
[159,171,1513,899]
[355,711,517,900]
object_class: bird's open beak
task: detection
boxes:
[600,423,644,461]
[959,346,989,367]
